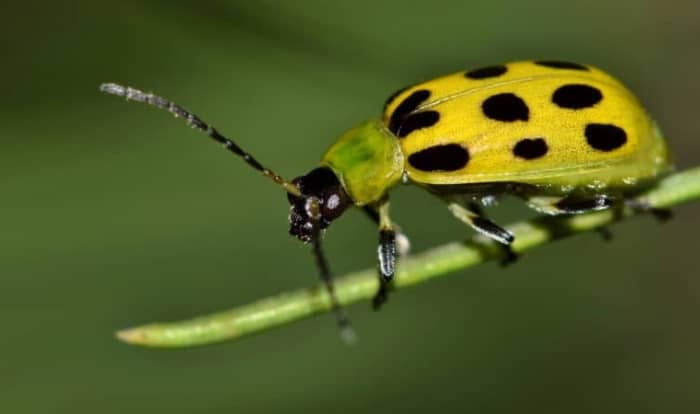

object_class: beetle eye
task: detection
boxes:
[326,194,340,210]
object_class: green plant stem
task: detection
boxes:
[117,166,700,348]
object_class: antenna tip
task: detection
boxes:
[99,82,117,91]
[99,82,126,96]
[339,322,357,345]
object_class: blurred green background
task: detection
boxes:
[3,1,699,412]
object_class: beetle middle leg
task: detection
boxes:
[446,200,516,264]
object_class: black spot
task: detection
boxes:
[585,123,627,151]
[383,86,408,112]
[396,111,440,138]
[534,60,588,70]
[552,84,602,109]
[482,93,529,122]
[513,138,548,159]
[465,65,507,79]
[408,144,469,172]
[389,89,431,135]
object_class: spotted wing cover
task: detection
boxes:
[382,61,670,190]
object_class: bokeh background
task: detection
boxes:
[2,1,699,412]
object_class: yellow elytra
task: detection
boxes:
[100,59,672,337]
[382,60,670,191]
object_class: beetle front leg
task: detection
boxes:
[363,206,410,257]
[374,228,396,310]
[365,200,399,310]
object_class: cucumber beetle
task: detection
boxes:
[101,60,671,339]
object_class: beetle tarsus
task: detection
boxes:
[596,226,614,241]
[500,244,519,266]
[372,280,391,310]
[651,208,673,222]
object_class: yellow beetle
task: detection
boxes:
[101,60,671,339]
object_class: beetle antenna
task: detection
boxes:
[99,83,302,197]
[308,200,356,344]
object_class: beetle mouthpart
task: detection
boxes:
[288,202,314,243]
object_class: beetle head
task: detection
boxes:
[287,167,351,243]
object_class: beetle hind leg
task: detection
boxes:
[625,199,673,222]
[526,194,622,241]
[525,194,615,215]
[595,226,614,241]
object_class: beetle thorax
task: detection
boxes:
[321,119,404,206]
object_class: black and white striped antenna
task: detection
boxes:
[99,83,302,197]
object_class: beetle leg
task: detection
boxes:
[527,195,618,241]
[466,201,517,264]
[526,194,615,215]
[363,206,410,257]
[364,200,401,310]
[595,227,614,241]
[625,199,673,222]
[467,201,485,217]
[446,201,516,264]
[525,195,566,215]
